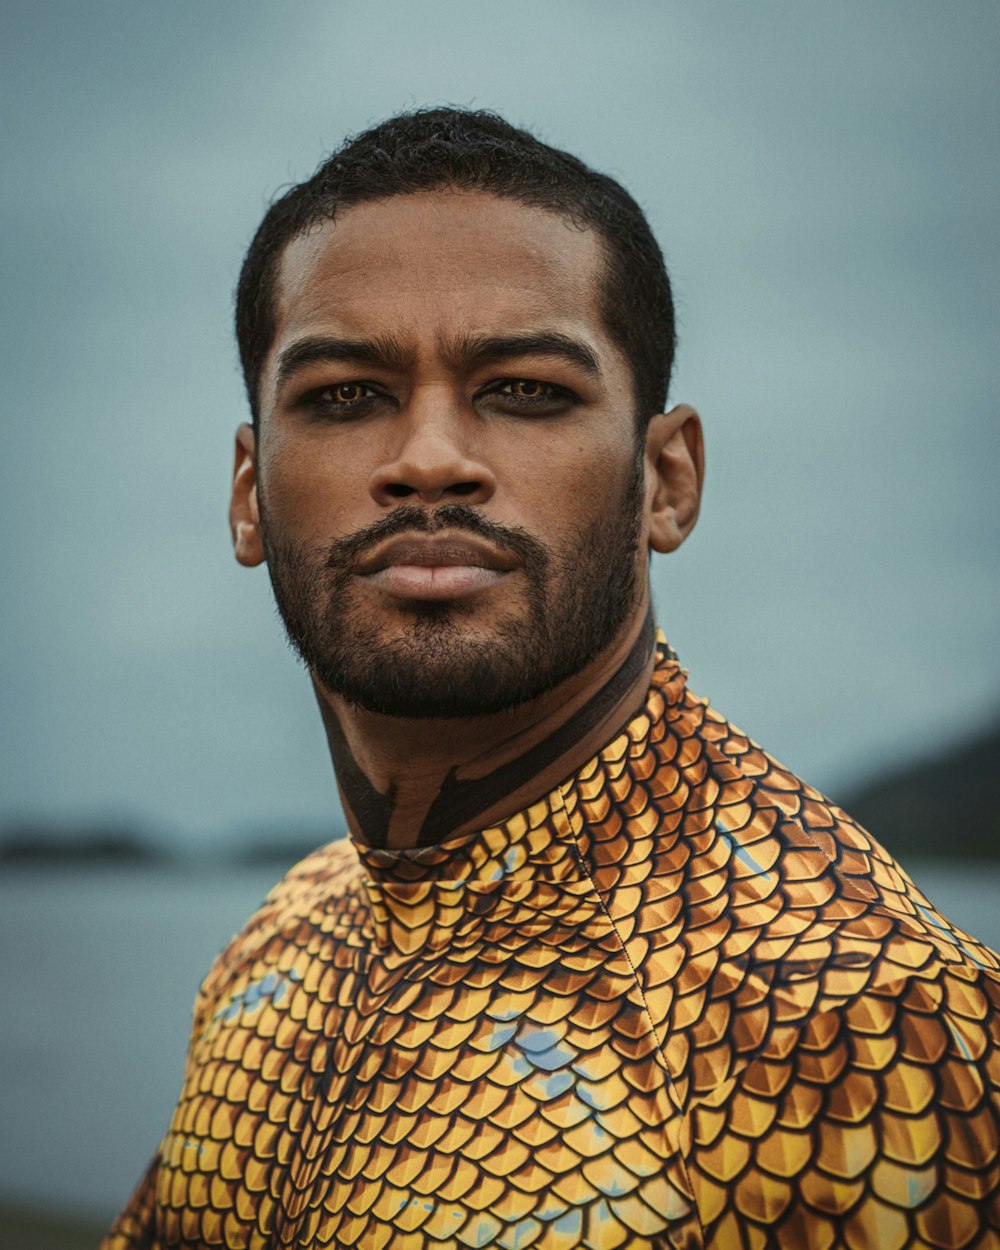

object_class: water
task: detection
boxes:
[2,859,998,1224]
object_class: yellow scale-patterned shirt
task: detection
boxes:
[103,640,1000,1249]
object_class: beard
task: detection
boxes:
[259,461,644,719]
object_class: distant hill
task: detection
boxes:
[0,821,164,865]
[837,718,1000,860]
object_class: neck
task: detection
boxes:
[315,610,657,850]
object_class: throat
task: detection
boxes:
[318,613,658,850]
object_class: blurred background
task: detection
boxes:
[2,1,998,1243]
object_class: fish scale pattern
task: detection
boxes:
[102,640,1000,1249]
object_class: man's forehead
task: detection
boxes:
[270,190,607,346]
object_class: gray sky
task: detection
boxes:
[3,1,998,853]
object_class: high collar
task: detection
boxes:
[353,633,683,955]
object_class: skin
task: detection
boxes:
[229,190,704,849]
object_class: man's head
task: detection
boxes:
[230,111,703,719]
[236,107,675,429]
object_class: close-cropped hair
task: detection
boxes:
[236,107,675,429]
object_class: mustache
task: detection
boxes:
[323,504,550,571]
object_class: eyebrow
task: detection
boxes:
[274,334,413,390]
[446,331,602,378]
[273,329,602,391]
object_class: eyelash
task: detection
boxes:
[299,378,576,419]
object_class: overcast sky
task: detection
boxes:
[2,1,998,853]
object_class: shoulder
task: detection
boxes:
[190,836,367,1034]
[681,960,1000,1246]
[661,667,999,981]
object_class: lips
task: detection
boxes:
[355,531,519,600]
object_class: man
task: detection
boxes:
[103,109,1000,1250]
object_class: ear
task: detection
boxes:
[645,404,705,554]
[229,423,265,567]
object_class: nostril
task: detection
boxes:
[450,481,480,496]
[384,483,414,499]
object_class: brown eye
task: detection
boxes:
[331,382,367,403]
[506,380,547,399]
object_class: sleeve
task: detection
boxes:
[98,1153,160,1250]
[681,970,1000,1249]
[97,961,221,1249]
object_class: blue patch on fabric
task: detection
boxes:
[214,967,302,1024]
[483,1023,518,1051]
[521,1043,576,1072]
[532,1070,575,1099]
[717,823,774,880]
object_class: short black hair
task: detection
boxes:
[236,107,675,427]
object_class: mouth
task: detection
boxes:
[355,532,519,601]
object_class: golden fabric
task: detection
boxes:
[102,640,1000,1248]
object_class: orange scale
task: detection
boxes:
[589,1102,642,1154]
[512,1114,563,1151]
[753,1125,813,1181]
[527,1140,582,1175]
[944,1104,1000,1168]
[898,1012,949,1067]
[537,1091,593,1134]
[880,1108,943,1169]
[913,1191,981,1250]
[222,1211,250,1248]
[218,1139,248,1184]
[696,1132,752,1185]
[690,1169,730,1226]
[611,1030,664,1073]
[669,988,708,1034]
[775,1082,823,1132]
[798,1010,843,1054]
[849,1032,898,1074]
[937,1056,987,1114]
[798,1168,865,1218]
[328,1212,372,1247]
[772,1208,838,1250]
[881,1061,938,1116]
[272,1014,300,1051]
[277,1058,305,1098]
[795,1039,849,1086]
[686,1037,734,1095]
[733,1171,792,1226]
[207,1171,235,1213]
[731,997,773,1049]
[943,977,991,1022]
[419,1205,467,1244]
[841,1197,911,1250]
[252,1115,280,1161]
[481,1090,534,1130]
[822,1071,878,1125]
[690,1105,725,1150]
[821,964,874,1001]
[871,1156,937,1209]
[736,1058,790,1103]
[727,1092,779,1141]
[944,1159,1000,1203]
[882,941,937,978]
[816,1120,878,1181]
[197,1059,221,1096]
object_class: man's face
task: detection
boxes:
[239,190,656,717]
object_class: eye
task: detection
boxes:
[299,381,382,419]
[503,379,549,399]
[482,378,575,413]
[326,382,374,404]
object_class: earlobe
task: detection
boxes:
[229,423,265,567]
[645,404,705,554]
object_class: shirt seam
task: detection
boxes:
[552,781,706,1250]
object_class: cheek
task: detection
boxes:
[259,446,356,543]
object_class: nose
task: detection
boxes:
[368,390,497,507]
